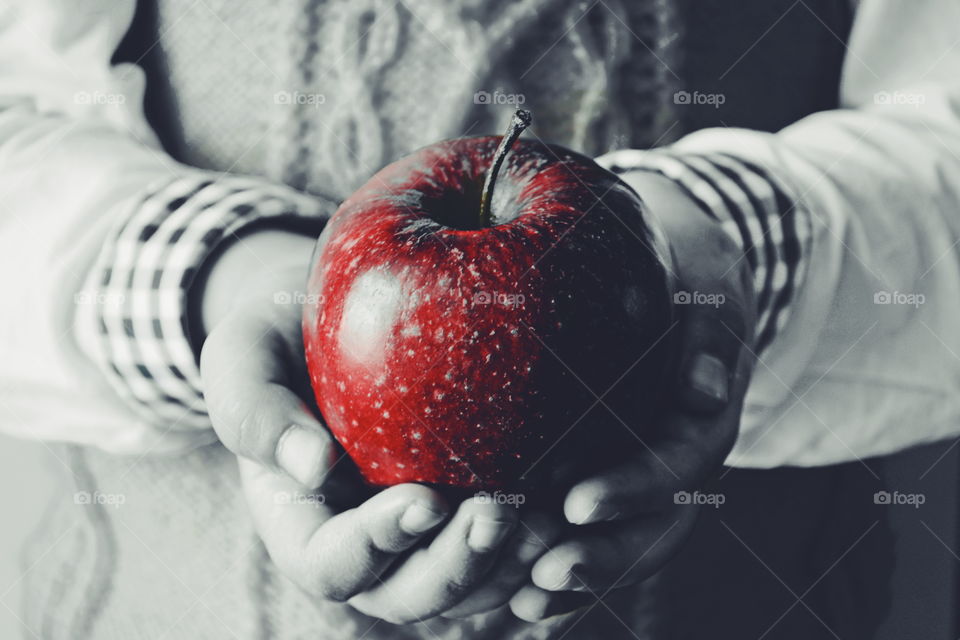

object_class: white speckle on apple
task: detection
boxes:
[412,431,422,440]
[401,325,421,337]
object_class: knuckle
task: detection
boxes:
[444,573,476,596]
[457,499,520,527]
[305,564,365,603]
[233,404,267,458]
[436,566,479,599]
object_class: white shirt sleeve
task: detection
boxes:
[673,0,960,467]
[0,0,211,452]
[0,1,332,454]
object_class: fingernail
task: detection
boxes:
[685,353,729,404]
[276,425,329,487]
[468,518,513,552]
[542,563,585,591]
[400,502,446,534]
[566,498,602,525]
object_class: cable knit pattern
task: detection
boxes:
[154,0,676,200]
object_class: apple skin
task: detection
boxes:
[303,136,674,494]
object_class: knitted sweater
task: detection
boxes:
[17,1,851,638]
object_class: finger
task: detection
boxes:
[564,349,751,524]
[239,458,448,602]
[532,509,697,593]
[441,510,565,618]
[349,497,519,623]
[202,312,335,487]
[508,584,592,623]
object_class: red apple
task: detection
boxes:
[303,110,674,493]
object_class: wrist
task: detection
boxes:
[193,227,318,339]
[621,170,756,316]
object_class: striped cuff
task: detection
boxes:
[605,150,812,353]
[75,174,332,429]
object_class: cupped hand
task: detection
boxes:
[508,167,758,622]
[197,229,549,623]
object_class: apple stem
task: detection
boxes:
[479,109,532,228]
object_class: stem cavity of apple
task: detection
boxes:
[479,109,533,228]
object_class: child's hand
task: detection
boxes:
[197,231,543,622]
[508,171,757,621]
[237,458,538,623]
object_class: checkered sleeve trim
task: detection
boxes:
[75,174,332,429]
[606,150,812,354]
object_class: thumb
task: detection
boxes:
[201,309,336,488]
[675,289,753,414]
